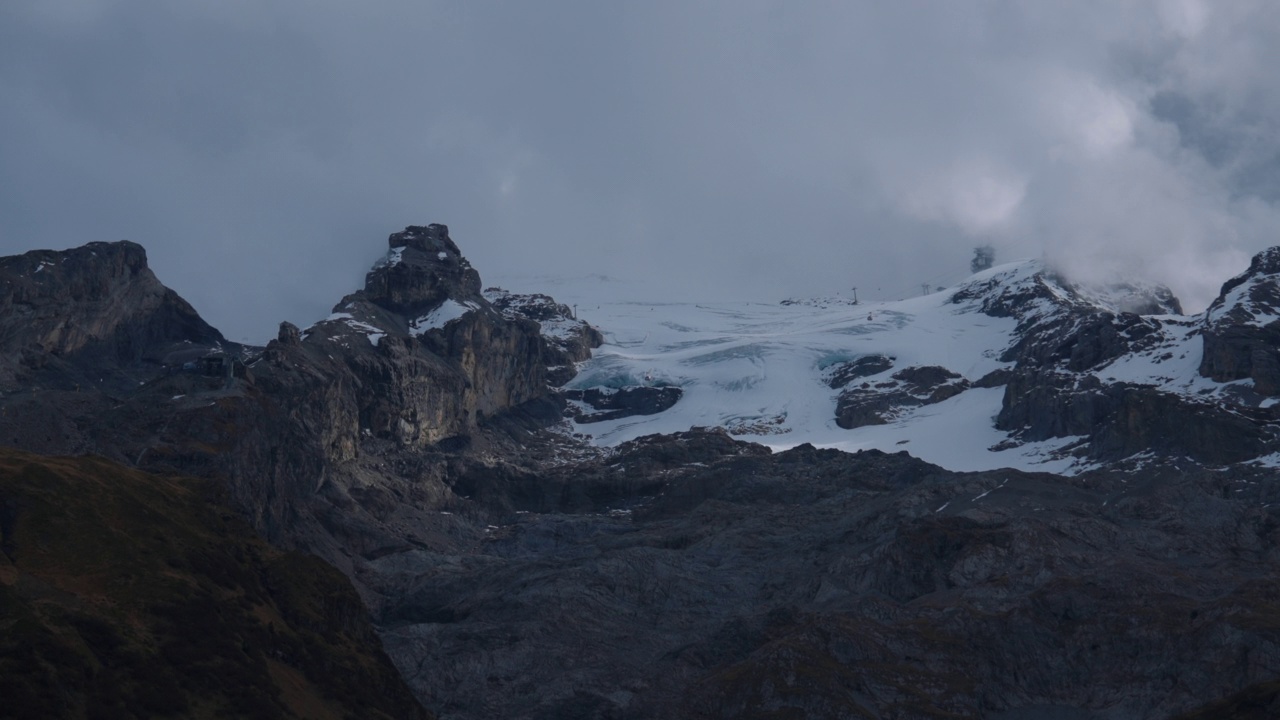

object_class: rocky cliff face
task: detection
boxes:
[1200,246,1280,394]
[300,223,550,446]
[0,241,226,390]
[485,287,604,386]
[154,225,591,566]
[944,260,1280,467]
[995,369,1271,464]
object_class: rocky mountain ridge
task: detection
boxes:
[0,225,601,597]
[0,240,229,392]
[3,228,1280,718]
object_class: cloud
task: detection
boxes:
[2,1,1280,339]
[897,157,1027,237]
[1040,73,1136,160]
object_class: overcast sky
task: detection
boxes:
[3,1,1280,341]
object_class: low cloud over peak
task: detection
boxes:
[3,2,1279,338]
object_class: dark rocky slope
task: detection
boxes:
[375,429,1280,719]
[0,447,430,720]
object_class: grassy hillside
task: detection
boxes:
[0,448,430,720]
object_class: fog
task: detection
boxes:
[3,1,1279,341]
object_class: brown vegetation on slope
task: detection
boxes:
[0,448,430,720]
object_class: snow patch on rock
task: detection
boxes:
[410,299,478,336]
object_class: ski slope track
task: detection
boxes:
[499,256,1280,475]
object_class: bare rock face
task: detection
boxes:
[0,241,239,464]
[165,225,570,553]
[0,227,584,580]
[995,369,1272,464]
[952,268,1173,373]
[284,224,550,449]
[563,385,683,423]
[0,241,226,390]
[946,262,1280,467]
[364,224,482,313]
[824,354,894,389]
[1200,247,1280,394]
[485,287,604,386]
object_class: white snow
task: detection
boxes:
[973,478,1009,502]
[491,261,1103,474]
[311,312,387,346]
[437,251,448,260]
[433,258,1280,475]
[538,318,582,342]
[1205,274,1280,329]
[410,299,478,335]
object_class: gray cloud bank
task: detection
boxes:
[3,1,1279,340]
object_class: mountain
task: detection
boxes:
[3,227,1280,719]
[550,255,1278,471]
[0,225,601,596]
[0,240,227,392]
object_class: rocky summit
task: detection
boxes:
[3,226,1280,719]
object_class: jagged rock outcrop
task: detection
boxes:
[364,224,483,313]
[1200,247,1280,394]
[563,385,683,423]
[996,369,1273,464]
[817,266,1195,460]
[836,365,969,429]
[0,226,585,592]
[952,266,1174,372]
[942,262,1280,467]
[485,287,604,386]
[943,252,1280,466]
[824,354,894,389]
[154,225,579,559]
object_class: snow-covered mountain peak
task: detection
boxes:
[550,250,1280,475]
[1205,246,1280,330]
[951,259,1181,324]
[551,262,1091,473]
